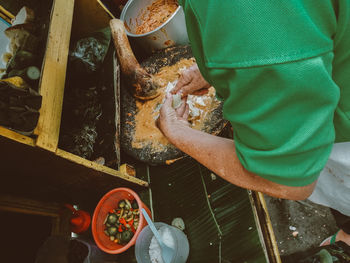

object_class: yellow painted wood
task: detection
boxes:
[248,191,270,263]
[56,149,149,187]
[0,5,14,20]
[97,0,116,19]
[257,192,282,263]
[0,12,11,24]
[0,194,61,217]
[120,163,136,177]
[35,0,75,152]
[0,126,35,146]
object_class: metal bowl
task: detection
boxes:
[120,0,189,53]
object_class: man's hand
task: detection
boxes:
[172,64,211,97]
[157,93,190,138]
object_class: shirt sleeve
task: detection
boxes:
[207,52,340,187]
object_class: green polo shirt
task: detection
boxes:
[179,0,350,187]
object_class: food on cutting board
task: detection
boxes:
[111,19,225,164]
[172,93,182,109]
[132,58,221,153]
[103,199,140,245]
[134,0,179,35]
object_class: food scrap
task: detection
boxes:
[103,198,140,244]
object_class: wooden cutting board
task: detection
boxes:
[120,45,227,165]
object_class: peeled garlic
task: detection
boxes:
[172,93,183,109]
[187,100,200,117]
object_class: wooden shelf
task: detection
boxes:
[0,0,148,204]
[34,0,75,152]
[0,126,35,146]
[56,149,148,187]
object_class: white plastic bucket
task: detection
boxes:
[135,222,190,263]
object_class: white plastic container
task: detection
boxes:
[135,222,190,263]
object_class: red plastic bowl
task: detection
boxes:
[92,188,152,254]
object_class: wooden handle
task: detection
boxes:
[110,19,141,76]
[110,19,160,99]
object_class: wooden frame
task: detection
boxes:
[0,0,148,205]
[0,194,71,236]
[0,5,13,24]
[249,191,282,263]
[0,2,282,262]
[34,0,75,152]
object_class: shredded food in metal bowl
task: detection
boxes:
[135,0,178,35]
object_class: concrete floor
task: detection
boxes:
[264,195,338,256]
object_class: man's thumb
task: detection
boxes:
[164,93,173,107]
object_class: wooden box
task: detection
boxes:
[0,0,147,205]
[0,1,282,262]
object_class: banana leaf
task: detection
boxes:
[149,157,267,263]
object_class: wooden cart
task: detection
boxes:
[0,0,148,205]
[0,0,281,262]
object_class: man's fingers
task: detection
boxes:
[156,115,160,128]
[192,88,209,96]
[182,104,190,120]
[159,93,174,118]
[175,98,187,116]
[173,84,195,98]
[172,75,190,94]
[164,93,173,107]
[158,93,173,129]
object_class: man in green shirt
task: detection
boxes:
[158,0,350,246]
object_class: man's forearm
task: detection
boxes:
[164,123,315,200]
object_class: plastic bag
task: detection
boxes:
[69,27,111,76]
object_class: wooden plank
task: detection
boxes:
[0,194,61,217]
[97,0,116,19]
[56,149,148,187]
[114,53,121,167]
[248,190,270,263]
[257,192,281,263]
[0,126,35,146]
[0,11,11,24]
[0,136,147,206]
[250,191,282,263]
[0,194,72,237]
[51,208,71,236]
[35,0,75,152]
[0,5,14,19]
